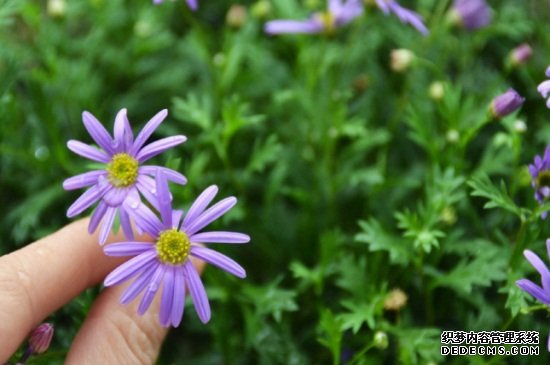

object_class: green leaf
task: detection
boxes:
[356,219,412,266]
[468,173,525,219]
[242,278,298,322]
[388,326,442,365]
[338,295,385,334]
[395,209,445,253]
[426,240,507,294]
[317,309,343,365]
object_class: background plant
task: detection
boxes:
[1,0,550,364]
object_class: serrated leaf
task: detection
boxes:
[338,296,385,333]
[468,173,525,219]
[317,309,343,364]
[356,219,411,265]
[426,240,507,294]
[242,278,298,322]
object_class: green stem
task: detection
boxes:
[508,219,528,269]
[348,342,375,365]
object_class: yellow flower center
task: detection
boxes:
[537,171,550,190]
[156,229,191,265]
[315,11,336,34]
[107,153,139,188]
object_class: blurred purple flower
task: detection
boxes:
[510,43,533,66]
[264,0,363,35]
[63,109,187,244]
[490,88,525,118]
[375,0,429,35]
[153,0,198,11]
[103,172,249,327]
[529,146,550,218]
[516,243,550,350]
[450,0,491,30]
[537,67,550,108]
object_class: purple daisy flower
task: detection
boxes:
[63,108,187,244]
[449,0,491,30]
[264,0,363,35]
[375,0,429,35]
[529,146,550,218]
[153,0,198,11]
[490,88,525,118]
[537,67,550,109]
[516,242,550,350]
[103,172,249,327]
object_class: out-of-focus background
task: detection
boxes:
[2,0,550,363]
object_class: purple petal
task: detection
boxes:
[119,206,135,241]
[183,185,218,228]
[82,111,115,154]
[131,109,168,155]
[376,0,390,13]
[104,250,157,286]
[172,210,184,230]
[138,264,166,315]
[140,166,188,185]
[136,175,161,211]
[120,261,158,305]
[538,81,550,99]
[88,201,108,234]
[156,170,172,227]
[334,0,364,26]
[516,279,550,305]
[171,267,186,327]
[186,0,198,10]
[113,108,132,152]
[63,170,106,190]
[524,250,550,290]
[191,246,246,278]
[123,197,164,237]
[264,19,323,35]
[136,135,187,163]
[184,262,211,323]
[190,231,250,244]
[104,242,154,257]
[386,1,429,35]
[67,140,110,163]
[103,187,130,207]
[67,185,103,218]
[99,207,117,245]
[184,197,237,236]
[159,266,175,327]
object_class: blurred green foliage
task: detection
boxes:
[3,0,550,364]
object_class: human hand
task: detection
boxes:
[0,218,204,364]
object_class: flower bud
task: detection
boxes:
[446,129,460,143]
[390,49,415,73]
[384,288,408,311]
[28,323,54,354]
[509,43,532,67]
[251,0,271,19]
[490,88,525,118]
[226,5,247,29]
[513,120,527,133]
[48,0,66,17]
[448,0,491,30]
[374,331,389,350]
[428,81,445,101]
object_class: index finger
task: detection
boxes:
[0,218,141,362]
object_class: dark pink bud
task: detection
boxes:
[28,323,54,354]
